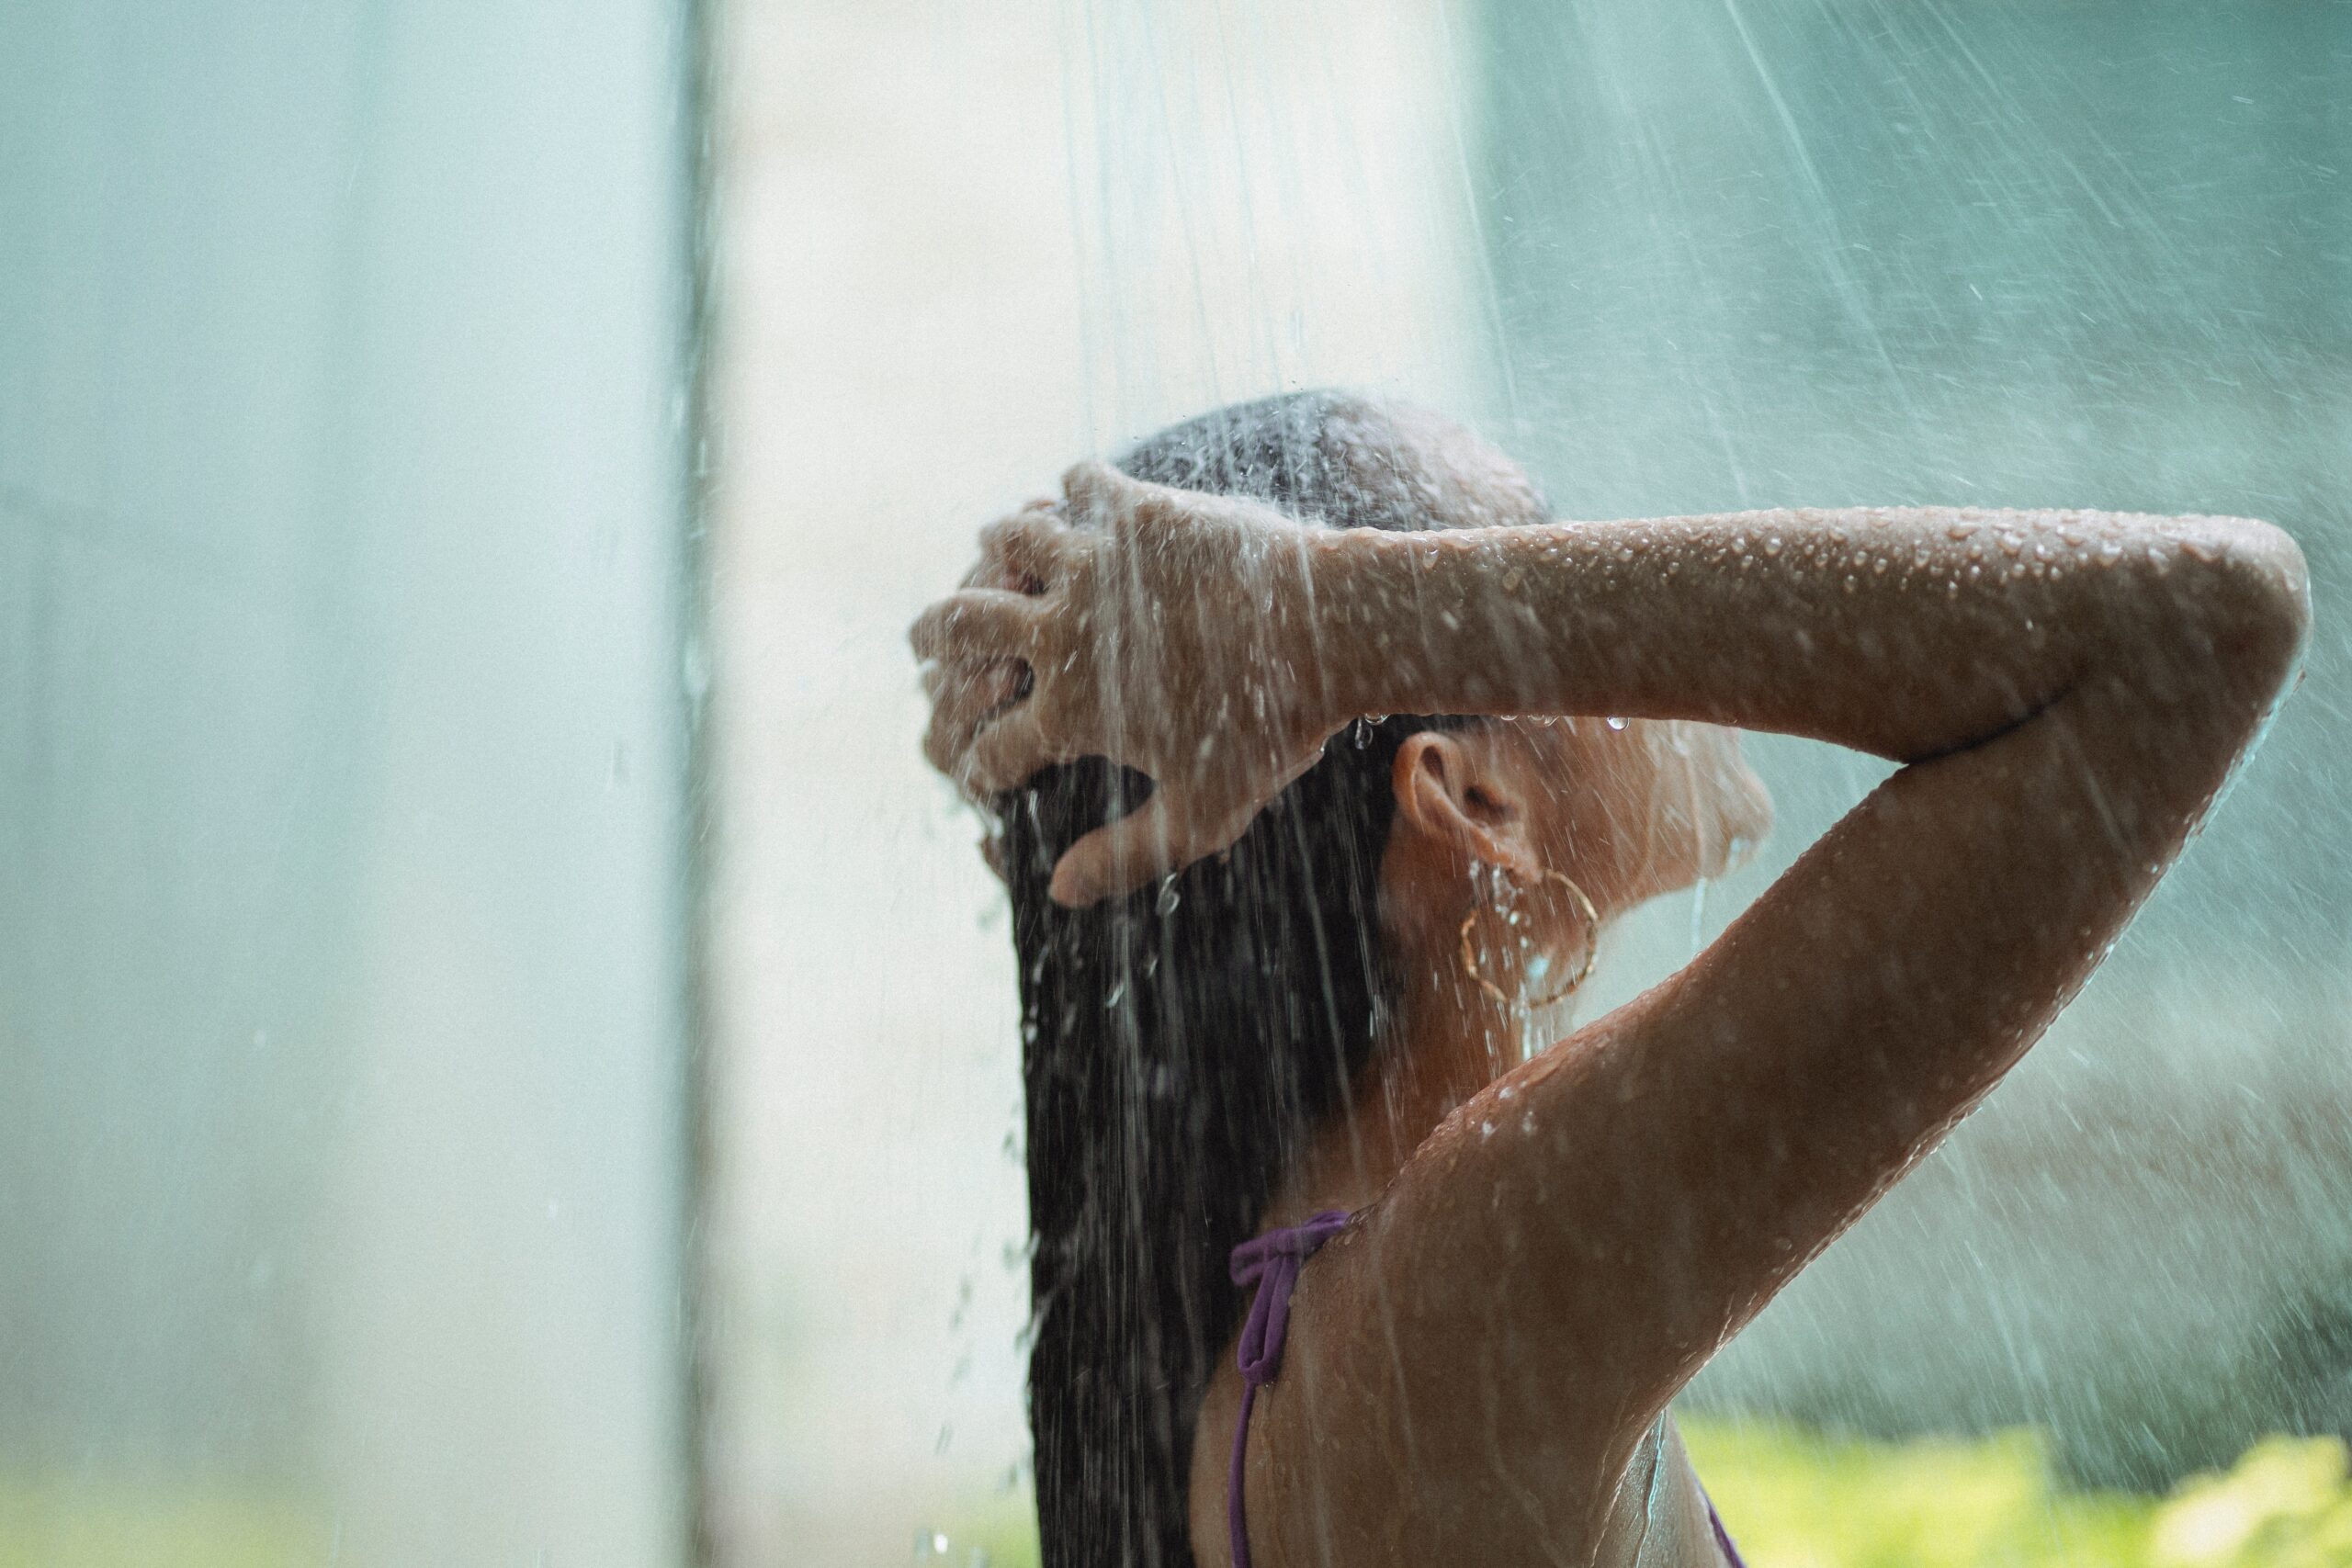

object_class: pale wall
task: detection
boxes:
[706,0,1494,1559]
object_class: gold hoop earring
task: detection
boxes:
[1457,867,1600,1010]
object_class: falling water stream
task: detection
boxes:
[834,3,2352,1564]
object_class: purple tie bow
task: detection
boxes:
[1226,1210,1350,1568]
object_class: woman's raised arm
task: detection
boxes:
[915,465,2308,1553]
[1267,497,2307,1552]
[1309,500,2303,770]
[914,466,2303,906]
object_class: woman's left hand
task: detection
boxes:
[911,461,1341,908]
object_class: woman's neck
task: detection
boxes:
[1266,955,1569,1224]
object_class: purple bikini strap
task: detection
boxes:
[1708,1494,1747,1566]
[1227,1209,1350,1568]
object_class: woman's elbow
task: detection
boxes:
[2196,517,2311,697]
[2121,516,2312,713]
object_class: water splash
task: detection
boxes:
[913,1529,991,1567]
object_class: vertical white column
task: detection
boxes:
[709,0,1492,1561]
[320,5,694,1564]
[0,3,695,1563]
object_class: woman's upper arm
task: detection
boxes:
[1304,564,2304,1489]
[1215,524,2305,1557]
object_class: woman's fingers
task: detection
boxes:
[1046,785,1272,908]
[959,553,1025,592]
[960,703,1058,796]
[1060,458,1171,528]
[976,509,1072,586]
[922,659,1026,777]
[1057,459,1124,522]
[1048,790,1180,907]
[910,588,1046,664]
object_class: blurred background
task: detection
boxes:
[4,2,2347,1566]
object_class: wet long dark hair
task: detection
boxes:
[997,391,1547,1568]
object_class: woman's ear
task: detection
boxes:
[1391,730,1544,879]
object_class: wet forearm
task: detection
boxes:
[1306,508,2305,763]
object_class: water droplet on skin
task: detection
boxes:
[2182,536,2223,564]
[2098,537,2125,563]
[1763,536,1783,556]
[1946,522,1979,541]
[1605,716,1629,731]
[1843,574,1859,593]
[1997,533,2024,558]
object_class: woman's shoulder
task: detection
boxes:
[1186,1184,1635,1568]
[1192,1283,1732,1568]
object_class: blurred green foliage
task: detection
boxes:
[0,1479,322,1568]
[6,1421,2347,1565]
[938,1421,2352,1568]
[1686,1418,2151,1567]
[1685,1418,2352,1568]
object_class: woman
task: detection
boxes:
[910,393,2308,1568]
